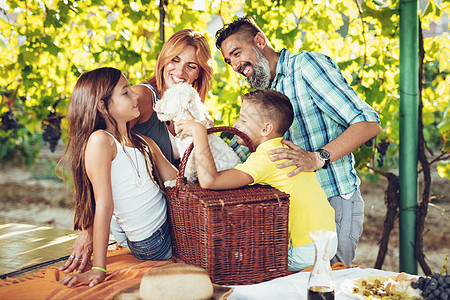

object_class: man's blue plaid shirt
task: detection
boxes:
[231,48,380,198]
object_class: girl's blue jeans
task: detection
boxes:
[126,219,172,260]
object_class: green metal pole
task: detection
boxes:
[399,0,418,274]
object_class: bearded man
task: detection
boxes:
[215,16,381,266]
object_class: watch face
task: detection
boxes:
[319,149,330,160]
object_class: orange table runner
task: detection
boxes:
[0,247,353,299]
[0,247,173,299]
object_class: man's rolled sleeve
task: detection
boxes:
[301,52,380,127]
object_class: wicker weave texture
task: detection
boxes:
[167,182,290,285]
[166,126,290,285]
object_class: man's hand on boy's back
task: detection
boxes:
[268,139,324,176]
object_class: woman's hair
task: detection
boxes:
[59,67,164,231]
[144,29,213,103]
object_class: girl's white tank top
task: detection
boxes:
[104,131,166,242]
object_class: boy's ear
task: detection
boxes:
[97,100,107,114]
[261,121,274,137]
[253,32,266,50]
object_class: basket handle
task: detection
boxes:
[175,126,255,186]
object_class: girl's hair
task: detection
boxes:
[59,67,164,231]
[144,29,213,103]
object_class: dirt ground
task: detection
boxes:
[0,144,449,276]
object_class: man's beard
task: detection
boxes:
[246,46,271,89]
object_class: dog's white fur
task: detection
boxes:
[155,83,240,187]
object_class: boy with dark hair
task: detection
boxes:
[177,89,336,271]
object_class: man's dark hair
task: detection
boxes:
[215,16,263,50]
[243,89,294,136]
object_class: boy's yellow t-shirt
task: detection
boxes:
[234,137,336,247]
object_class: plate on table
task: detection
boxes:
[340,273,422,299]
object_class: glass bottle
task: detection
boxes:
[307,230,336,300]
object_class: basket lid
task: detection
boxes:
[172,183,290,207]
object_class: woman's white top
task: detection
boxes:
[104,131,167,242]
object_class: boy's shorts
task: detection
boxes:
[288,235,337,271]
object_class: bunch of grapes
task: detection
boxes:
[365,138,374,147]
[376,138,390,167]
[411,273,450,299]
[1,110,19,132]
[42,112,62,152]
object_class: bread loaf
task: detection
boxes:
[139,263,214,300]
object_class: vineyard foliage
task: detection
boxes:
[0,0,449,180]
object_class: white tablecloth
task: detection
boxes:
[228,268,418,299]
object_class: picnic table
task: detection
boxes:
[229,267,419,299]
[0,223,77,277]
[0,223,419,299]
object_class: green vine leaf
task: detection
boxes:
[0,0,448,183]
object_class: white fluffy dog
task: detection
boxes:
[154,83,241,187]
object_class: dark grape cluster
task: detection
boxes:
[376,138,390,167]
[411,273,450,299]
[365,137,374,147]
[1,110,19,132]
[42,112,62,152]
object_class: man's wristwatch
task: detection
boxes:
[316,148,331,169]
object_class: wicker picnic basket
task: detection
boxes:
[165,126,290,285]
